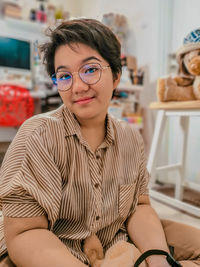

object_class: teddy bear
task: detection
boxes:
[83,234,182,267]
[83,234,147,267]
[157,28,200,102]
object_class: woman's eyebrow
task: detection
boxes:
[82,56,102,64]
[56,65,69,73]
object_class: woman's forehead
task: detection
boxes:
[54,43,105,70]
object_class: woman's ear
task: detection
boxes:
[113,73,121,89]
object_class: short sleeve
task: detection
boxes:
[137,133,150,196]
[0,120,62,228]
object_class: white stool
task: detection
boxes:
[147,101,200,217]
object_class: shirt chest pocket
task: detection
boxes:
[118,184,136,219]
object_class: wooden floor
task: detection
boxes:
[151,198,200,229]
[153,184,200,208]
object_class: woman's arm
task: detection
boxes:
[4,215,87,267]
[126,195,171,267]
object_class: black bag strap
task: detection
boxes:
[134,249,182,267]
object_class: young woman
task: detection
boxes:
[0,19,199,267]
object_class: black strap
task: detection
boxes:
[134,249,182,267]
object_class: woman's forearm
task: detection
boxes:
[127,204,170,267]
[7,228,87,267]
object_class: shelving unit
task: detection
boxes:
[0,16,47,43]
[117,83,143,92]
[3,17,47,33]
[109,82,144,131]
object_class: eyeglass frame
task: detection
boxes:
[51,62,110,92]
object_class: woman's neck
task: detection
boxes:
[78,116,107,152]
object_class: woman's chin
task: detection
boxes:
[75,113,97,121]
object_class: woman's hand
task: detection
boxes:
[147,255,171,267]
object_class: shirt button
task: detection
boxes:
[96,155,100,160]
[94,183,99,188]
[96,215,100,221]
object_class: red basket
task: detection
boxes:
[0,84,34,127]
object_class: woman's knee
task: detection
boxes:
[161,219,200,261]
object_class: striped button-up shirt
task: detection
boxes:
[0,105,149,263]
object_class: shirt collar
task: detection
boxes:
[62,105,81,137]
[104,113,115,145]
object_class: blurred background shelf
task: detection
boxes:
[117,83,143,92]
[0,17,47,33]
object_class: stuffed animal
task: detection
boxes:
[83,234,183,267]
[157,28,200,102]
[83,234,147,267]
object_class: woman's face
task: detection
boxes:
[54,43,120,124]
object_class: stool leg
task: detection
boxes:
[147,110,167,186]
[175,116,190,200]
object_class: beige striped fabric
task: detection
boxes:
[0,105,149,264]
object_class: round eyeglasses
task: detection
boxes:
[52,63,110,91]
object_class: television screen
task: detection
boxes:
[0,36,31,70]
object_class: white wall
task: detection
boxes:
[168,0,200,183]
[172,0,200,52]
[78,0,161,82]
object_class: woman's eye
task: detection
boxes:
[85,67,98,74]
[59,73,71,80]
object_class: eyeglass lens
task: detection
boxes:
[53,63,102,91]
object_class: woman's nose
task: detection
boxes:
[71,72,89,94]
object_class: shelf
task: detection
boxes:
[131,123,143,130]
[0,127,18,142]
[117,83,143,92]
[2,17,47,32]
[30,90,47,98]
[30,88,58,99]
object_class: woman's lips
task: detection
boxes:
[74,97,94,105]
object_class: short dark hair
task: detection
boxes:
[40,18,122,80]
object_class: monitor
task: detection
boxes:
[0,36,31,70]
[0,36,33,89]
